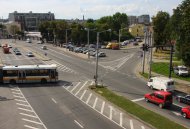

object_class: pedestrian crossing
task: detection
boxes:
[42,60,77,74]
[98,54,134,71]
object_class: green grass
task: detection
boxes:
[139,72,149,79]
[93,86,187,129]
[151,62,190,82]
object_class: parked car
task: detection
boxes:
[27,52,34,57]
[181,106,190,119]
[13,48,18,52]
[97,52,106,57]
[37,40,43,44]
[173,65,189,76]
[147,77,175,92]
[144,91,173,108]
[176,95,190,105]
[26,38,32,43]
[41,45,47,50]
[74,47,83,53]
[8,44,12,48]
[15,51,21,55]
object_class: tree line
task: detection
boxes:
[38,12,133,46]
[152,0,190,66]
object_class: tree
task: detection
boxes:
[152,11,170,51]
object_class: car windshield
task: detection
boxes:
[165,95,172,101]
[180,67,187,71]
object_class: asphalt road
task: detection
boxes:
[0,39,189,129]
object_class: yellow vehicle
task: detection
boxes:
[106,42,119,50]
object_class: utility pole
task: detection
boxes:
[169,44,174,78]
[95,32,99,86]
[148,32,153,79]
[142,31,147,74]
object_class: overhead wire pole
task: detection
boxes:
[142,30,147,74]
[148,31,153,79]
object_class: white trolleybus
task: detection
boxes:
[0,64,58,84]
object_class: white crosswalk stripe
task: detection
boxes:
[99,54,134,71]
[42,60,77,74]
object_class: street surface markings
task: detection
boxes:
[11,86,47,129]
[42,60,77,74]
[52,98,57,104]
[61,80,149,129]
[131,97,145,102]
[74,120,84,128]
[172,111,181,116]
[99,54,134,71]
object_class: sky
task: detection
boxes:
[0,0,183,20]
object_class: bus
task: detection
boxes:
[0,64,58,84]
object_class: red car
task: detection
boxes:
[181,106,190,119]
[144,91,173,108]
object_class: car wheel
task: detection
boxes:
[182,112,187,118]
[159,103,164,109]
[145,98,149,102]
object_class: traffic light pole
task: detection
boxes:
[142,31,147,74]
[169,45,173,78]
[148,32,153,79]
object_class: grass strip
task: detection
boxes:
[92,86,187,129]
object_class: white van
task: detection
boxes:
[147,77,175,92]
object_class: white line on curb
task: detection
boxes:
[101,101,105,114]
[130,120,134,129]
[74,120,84,128]
[86,93,92,104]
[93,97,98,109]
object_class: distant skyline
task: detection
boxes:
[0,0,183,20]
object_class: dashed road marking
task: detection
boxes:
[22,118,43,125]
[131,98,144,102]
[12,91,22,95]
[120,113,123,126]
[74,120,84,128]
[13,95,24,99]
[15,99,27,103]
[71,82,81,92]
[141,126,145,129]
[20,113,38,118]
[52,98,57,104]
[93,97,98,109]
[86,93,92,104]
[16,103,30,107]
[172,111,181,116]
[109,106,113,120]
[75,81,88,96]
[101,101,105,114]
[24,125,39,129]
[80,90,87,100]
[130,120,134,129]
[18,107,33,112]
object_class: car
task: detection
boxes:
[13,48,18,52]
[97,52,106,57]
[37,40,43,44]
[27,52,34,57]
[15,51,21,55]
[176,95,190,105]
[173,65,189,76]
[8,44,12,48]
[181,106,190,119]
[144,91,173,108]
[41,45,47,50]
[26,38,32,43]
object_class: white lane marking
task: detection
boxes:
[71,82,81,92]
[12,91,22,95]
[90,81,94,85]
[15,99,27,103]
[74,120,84,128]
[22,118,43,125]
[18,107,33,112]
[101,101,105,114]
[173,103,183,108]
[93,97,98,109]
[14,95,24,98]
[75,81,88,96]
[20,113,38,118]
[16,103,30,107]
[141,126,145,129]
[130,120,134,129]
[24,125,39,129]
[120,113,123,126]
[11,89,20,92]
[131,97,145,102]
[86,93,92,104]
[52,98,57,104]
[172,111,181,116]
[109,106,113,120]
[80,90,87,100]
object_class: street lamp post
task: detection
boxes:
[119,27,128,48]
[95,29,111,87]
[85,28,96,59]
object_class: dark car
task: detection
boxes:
[181,106,190,119]
[15,51,21,55]
[176,95,190,105]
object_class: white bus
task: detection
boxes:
[0,64,58,84]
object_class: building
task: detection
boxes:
[9,11,55,31]
[137,15,150,25]
[128,16,138,26]
[129,24,145,38]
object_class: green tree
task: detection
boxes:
[152,11,170,51]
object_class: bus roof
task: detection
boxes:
[2,64,57,70]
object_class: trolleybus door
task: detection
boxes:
[50,69,56,82]
[18,71,26,83]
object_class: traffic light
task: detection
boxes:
[142,44,149,51]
